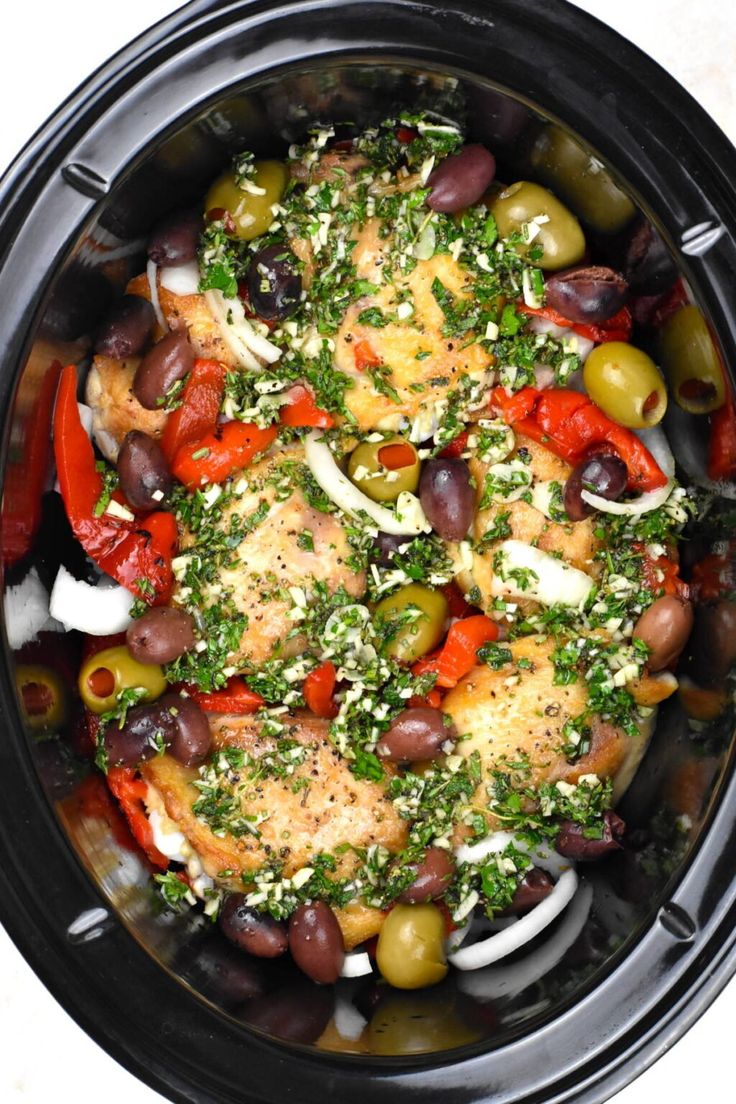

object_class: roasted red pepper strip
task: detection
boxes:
[172,421,278,490]
[439,429,469,459]
[353,338,382,372]
[640,549,689,600]
[517,302,633,344]
[491,386,667,492]
[3,359,61,565]
[54,365,176,602]
[412,615,499,690]
[303,661,339,719]
[161,359,226,462]
[708,385,736,481]
[185,677,265,714]
[441,581,478,620]
[280,384,335,429]
[106,767,169,870]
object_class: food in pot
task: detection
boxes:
[49,113,707,995]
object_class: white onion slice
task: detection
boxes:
[333,996,368,1040]
[159,260,200,297]
[77,402,93,436]
[456,883,593,1000]
[304,432,430,536]
[581,480,673,517]
[340,950,373,978]
[146,258,168,334]
[49,566,134,634]
[4,567,57,649]
[204,289,281,368]
[490,540,594,608]
[636,424,675,480]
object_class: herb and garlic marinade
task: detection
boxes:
[59,112,701,991]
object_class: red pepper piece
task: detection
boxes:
[172,421,278,490]
[185,677,265,714]
[439,429,469,459]
[303,661,339,719]
[638,545,689,600]
[708,387,736,481]
[441,581,478,619]
[280,384,335,429]
[353,338,382,372]
[517,302,632,344]
[107,767,169,870]
[3,359,61,566]
[54,365,176,603]
[434,615,499,688]
[396,125,419,143]
[378,442,416,470]
[75,773,141,854]
[161,359,227,462]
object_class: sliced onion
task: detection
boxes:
[146,258,168,333]
[204,289,281,368]
[340,950,373,978]
[4,567,57,649]
[333,996,368,1040]
[159,260,200,297]
[490,539,594,608]
[49,566,134,634]
[456,883,593,1000]
[304,432,430,536]
[635,424,675,480]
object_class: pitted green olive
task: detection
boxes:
[583,341,668,428]
[489,181,585,271]
[374,584,448,663]
[376,903,448,990]
[347,436,420,502]
[78,646,166,715]
[205,160,288,241]
[658,305,726,414]
[529,125,636,234]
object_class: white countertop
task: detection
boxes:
[1,1,734,1100]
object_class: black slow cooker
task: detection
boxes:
[1,1,735,1101]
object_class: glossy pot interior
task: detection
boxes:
[0,2,735,1101]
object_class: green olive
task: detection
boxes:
[374,583,448,663]
[204,160,288,241]
[658,305,726,414]
[489,181,585,271]
[78,646,166,715]
[583,341,668,428]
[347,436,420,502]
[367,989,481,1054]
[15,664,67,731]
[376,903,448,990]
[529,125,636,234]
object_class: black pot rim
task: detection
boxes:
[1,3,736,1103]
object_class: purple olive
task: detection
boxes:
[398,847,455,904]
[247,245,302,321]
[95,295,155,358]
[243,983,335,1043]
[623,218,677,296]
[556,810,625,861]
[563,453,628,521]
[133,330,194,410]
[148,209,202,266]
[219,895,288,958]
[288,902,345,985]
[426,144,496,213]
[545,265,629,324]
[103,700,178,768]
[126,607,197,665]
[419,458,475,541]
[633,596,693,673]
[117,430,173,511]
[374,532,408,566]
[500,868,554,915]
[162,694,212,766]
[377,706,456,762]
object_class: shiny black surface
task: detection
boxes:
[0,1,735,1101]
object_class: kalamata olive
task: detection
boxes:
[161,693,212,766]
[500,868,554,915]
[148,208,202,266]
[426,144,496,213]
[178,936,265,1007]
[563,453,628,521]
[103,699,178,767]
[126,607,196,665]
[399,847,455,904]
[117,431,173,511]
[556,810,625,860]
[133,330,194,410]
[95,295,155,358]
[634,595,694,672]
[419,459,474,541]
[219,895,288,958]
[374,532,408,565]
[247,244,302,321]
[377,706,456,762]
[288,901,345,984]
[623,218,677,295]
[545,265,629,324]
[242,983,335,1044]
